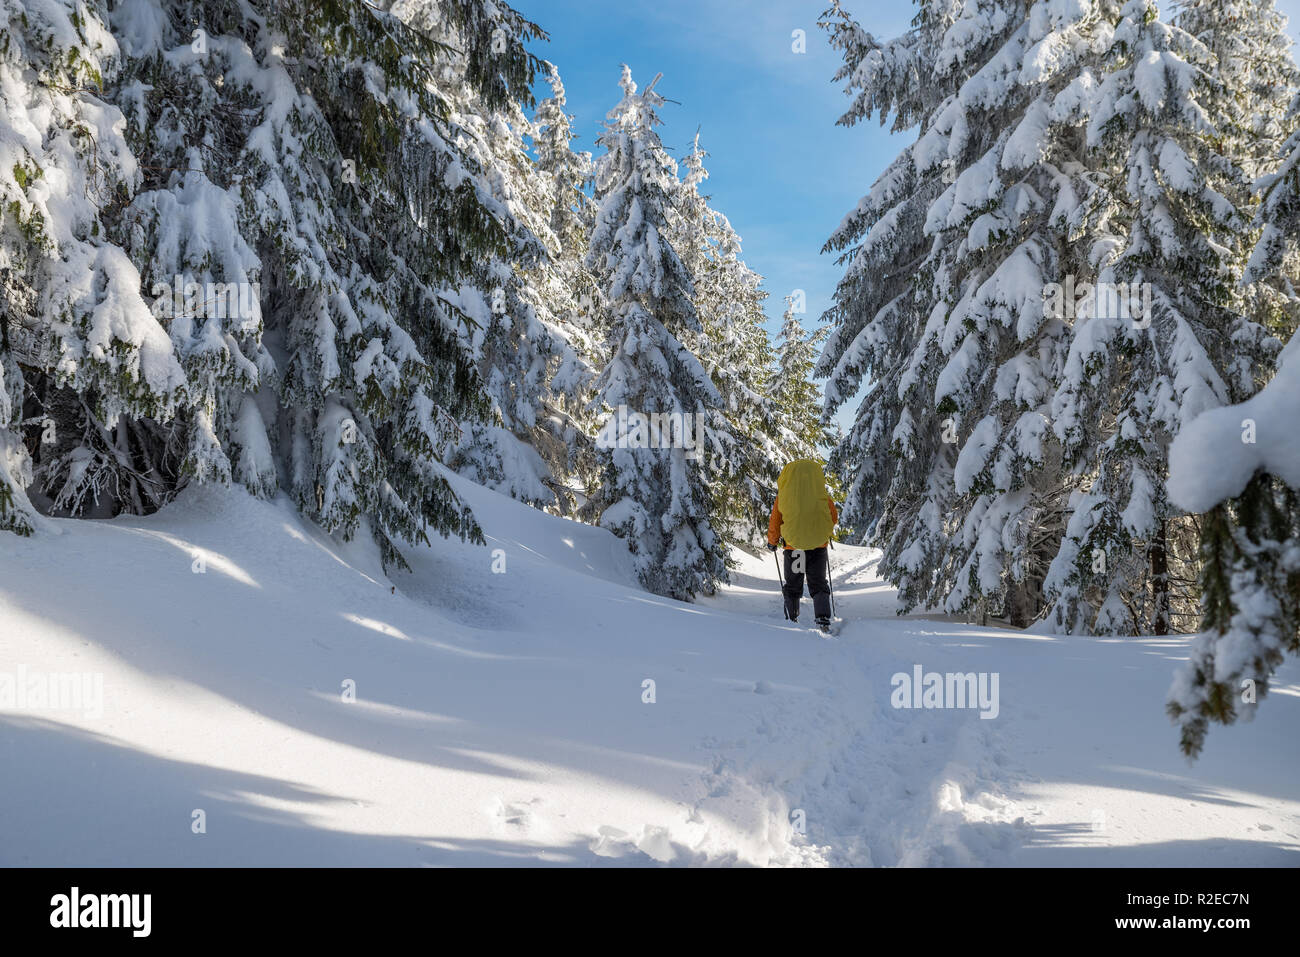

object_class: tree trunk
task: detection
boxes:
[1151,522,1170,636]
[1007,579,1031,628]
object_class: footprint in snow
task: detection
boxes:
[589,825,631,858]
[489,796,541,829]
[588,824,676,863]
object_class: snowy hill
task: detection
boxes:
[1,477,1297,866]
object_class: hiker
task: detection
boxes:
[767,459,838,628]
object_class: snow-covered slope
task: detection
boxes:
[1,479,1297,866]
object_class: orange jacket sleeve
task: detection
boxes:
[828,496,838,527]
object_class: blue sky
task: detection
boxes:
[511,0,912,339]
[514,0,1300,425]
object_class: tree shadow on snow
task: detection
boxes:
[0,716,709,867]
[1013,820,1299,866]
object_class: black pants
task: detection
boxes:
[782,547,831,621]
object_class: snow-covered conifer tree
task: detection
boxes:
[673,134,784,545]
[815,3,955,618]
[0,0,189,529]
[415,36,595,510]
[1165,56,1300,757]
[529,65,604,511]
[771,297,832,462]
[1042,0,1272,635]
[586,67,725,599]
[817,0,1075,624]
[1,0,552,571]
[1180,0,1300,400]
[818,0,1283,631]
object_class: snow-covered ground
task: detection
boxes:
[1,478,1297,866]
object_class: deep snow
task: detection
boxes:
[1,477,1297,866]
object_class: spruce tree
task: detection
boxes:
[817,0,1076,623]
[0,0,551,571]
[673,133,784,545]
[586,67,725,599]
[771,297,832,462]
[817,0,1282,631]
[1166,57,1300,757]
[427,45,594,509]
[524,63,604,511]
[1,0,190,529]
[1041,0,1299,636]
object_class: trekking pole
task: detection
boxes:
[773,547,788,620]
[827,539,836,619]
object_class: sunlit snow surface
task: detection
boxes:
[1,478,1297,866]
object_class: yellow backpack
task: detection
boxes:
[777,459,834,549]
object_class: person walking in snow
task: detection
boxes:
[767,459,838,629]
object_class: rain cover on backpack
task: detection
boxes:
[777,459,834,550]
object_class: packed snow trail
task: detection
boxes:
[1,479,1297,866]
[709,548,1300,865]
